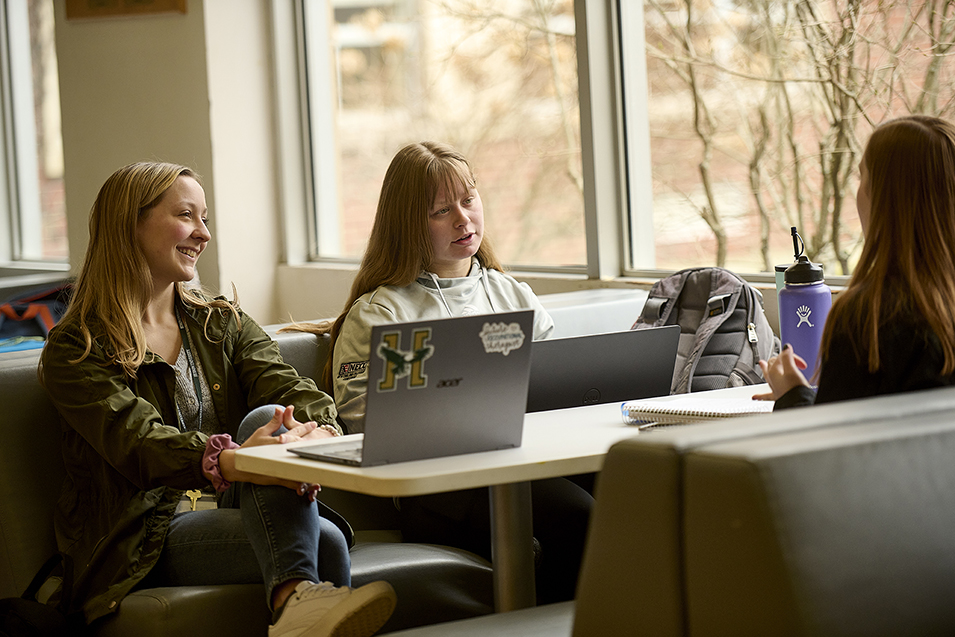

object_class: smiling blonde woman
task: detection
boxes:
[40,161,395,636]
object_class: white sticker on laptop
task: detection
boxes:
[479,322,526,356]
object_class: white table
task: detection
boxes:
[235,385,768,612]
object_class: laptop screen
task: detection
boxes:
[526,325,679,412]
[356,309,535,465]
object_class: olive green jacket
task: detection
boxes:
[40,295,338,624]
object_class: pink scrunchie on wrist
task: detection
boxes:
[202,434,241,493]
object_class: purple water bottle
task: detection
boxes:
[778,228,832,382]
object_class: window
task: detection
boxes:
[301,0,585,270]
[299,0,950,280]
[0,0,66,266]
[636,0,955,278]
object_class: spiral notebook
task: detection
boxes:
[621,393,774,426]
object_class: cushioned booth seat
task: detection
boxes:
[572,386,955,636]
[680,410,955,636]
[388,386,955,636]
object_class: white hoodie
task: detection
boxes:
[333,259,554,432]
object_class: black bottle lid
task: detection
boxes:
[784,255,824,284]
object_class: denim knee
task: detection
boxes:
[236,404,286,444]
[318,516,351,586]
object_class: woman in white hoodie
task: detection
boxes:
[330,142,553,429]
[304,141,589,604]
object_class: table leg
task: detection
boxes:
[489,481,536,612]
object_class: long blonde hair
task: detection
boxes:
[821,115,955,374]
[288,141,503,389]
[47,161,238,379]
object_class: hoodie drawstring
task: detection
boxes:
[427,265,497,318]
[428,271,455,317]
[481,266,498,313]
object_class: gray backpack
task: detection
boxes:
[632,267,780,394]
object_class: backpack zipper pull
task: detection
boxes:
[747,322,758,343]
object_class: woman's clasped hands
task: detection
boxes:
[753,344,812,401]
[219,405,334,499]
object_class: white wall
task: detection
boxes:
[54,0,220,293]
[202,0,281,320]
[54,0,283,322]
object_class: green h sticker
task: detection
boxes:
[376,328,434,392]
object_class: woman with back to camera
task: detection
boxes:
[40,162,395,636]
[757,115,955,406]
[293,141,592,604]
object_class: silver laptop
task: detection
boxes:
[526,325,680,412]
[291,310,534,466]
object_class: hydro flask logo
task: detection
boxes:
[795,305,813,328]
[376,328,434,392]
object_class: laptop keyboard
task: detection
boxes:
[293,439,364,462]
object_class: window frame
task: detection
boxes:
[293,0,620,276]
[0,0,68,274]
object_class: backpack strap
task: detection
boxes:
[639,296,669,323]
[741,283,781,364]
[632,270,692,328]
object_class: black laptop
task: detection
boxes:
[526,325,679,412]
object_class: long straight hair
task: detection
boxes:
[289,141,504,389]
[45,162,238,379]
[820,115,955,374]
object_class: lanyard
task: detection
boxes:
[174,305,203,432]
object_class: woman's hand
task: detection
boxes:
[218,405,335,497]
[753,344,811,401]
[242,405,334,446]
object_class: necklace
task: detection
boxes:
[174,305,203,432]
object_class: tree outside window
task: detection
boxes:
[644,0,955,275]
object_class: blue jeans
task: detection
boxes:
[139,405,350,607]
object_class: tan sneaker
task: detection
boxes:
[269,580,397,637]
